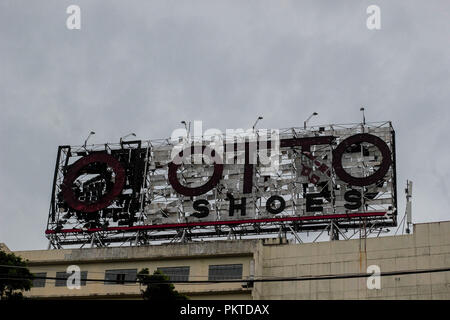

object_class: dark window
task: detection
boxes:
[104,269,137,285]
[32,273,47,288]
[157,266,190,282]
[116,274,125,284]
[208,264,243,281]
[55,271,88,287]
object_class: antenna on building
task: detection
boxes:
[395,179,413,236]
[405,180,413,234]
[181,121,191,140]
[360,107,366,125]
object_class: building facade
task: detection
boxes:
[3,220,450,299]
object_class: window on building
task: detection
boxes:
[32,272,47,288]
[55,271,88,287]
[157,266,190,282]
[104,269,137,285]
[208,264,243,281]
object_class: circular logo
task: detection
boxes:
[168,146,223,197]
[332,133,392,186]
[61,153,126,212]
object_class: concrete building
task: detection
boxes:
[3,220,450,299]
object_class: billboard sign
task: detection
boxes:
[46,121,396,246]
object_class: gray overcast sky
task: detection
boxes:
[1,1,449,250]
